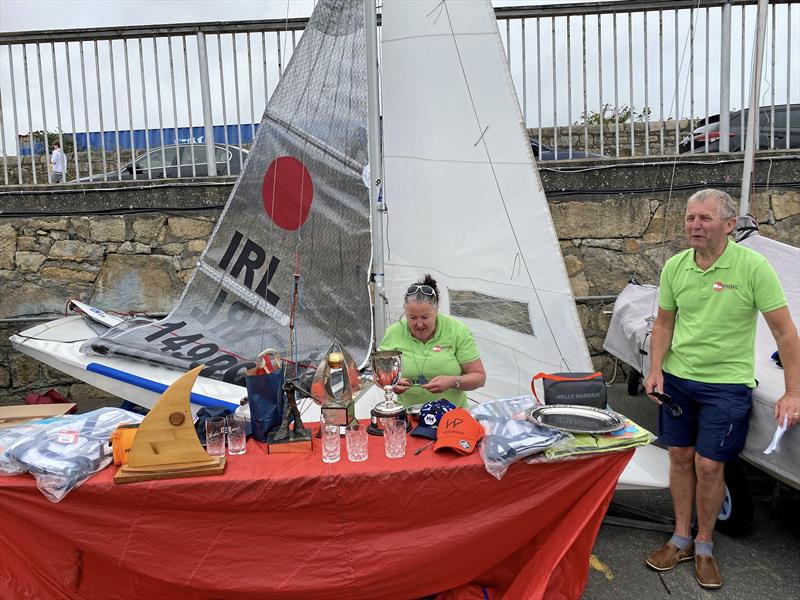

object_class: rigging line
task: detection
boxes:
[439,0,572,370]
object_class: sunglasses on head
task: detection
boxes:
[406,284,437,299]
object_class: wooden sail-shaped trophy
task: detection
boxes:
[114,366,226,484]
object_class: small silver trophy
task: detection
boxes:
[368,350,409,436]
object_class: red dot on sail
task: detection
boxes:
[262,156,314,231]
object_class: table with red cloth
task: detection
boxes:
[0,428,632,600]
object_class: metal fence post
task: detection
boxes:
[197,31,217,176]
[719,0,732,152]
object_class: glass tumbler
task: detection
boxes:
[205,417,226,457]
[383,418,407,459]
[320,419,341,464]
[226,414,247,455]
[345,422,368,462]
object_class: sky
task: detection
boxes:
[0,0,565,32]
[0,0,796,163]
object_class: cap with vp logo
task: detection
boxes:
[434,408,485,455]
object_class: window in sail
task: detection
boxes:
[448,290,534,336]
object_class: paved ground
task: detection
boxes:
[582,384,800,599]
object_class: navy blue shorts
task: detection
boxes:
[659,371,752,462]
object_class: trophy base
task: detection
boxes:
[267,429,313,454]
[367,410,412,436]
[321,403,356,428]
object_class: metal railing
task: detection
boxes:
[0,0,797,185]
[499,0,798,159]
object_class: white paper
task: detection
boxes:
[763,415,788,454]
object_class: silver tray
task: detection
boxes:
[525,405,625,434]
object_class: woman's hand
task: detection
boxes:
[393,378,413,395]
[422,376,457,394]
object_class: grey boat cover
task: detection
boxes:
[83,0,373,385]
[603,231,800,489]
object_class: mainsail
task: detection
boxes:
[380,0,592,400]
[85,0,374,385]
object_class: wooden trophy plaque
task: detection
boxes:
[114,366,226,484]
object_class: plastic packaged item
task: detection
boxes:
[471,395,572,480]
[0,419,57,474]
[5,407,144,502]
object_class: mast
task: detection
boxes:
[739,0,769,216]
[365,0,387,343]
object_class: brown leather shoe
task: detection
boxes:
[645,541,695,571]
[695,554,723,589]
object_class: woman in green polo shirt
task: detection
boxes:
[379,274,486,408]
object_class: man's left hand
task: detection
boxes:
[774,391,800,428]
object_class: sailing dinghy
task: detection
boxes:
[10,0,668,490]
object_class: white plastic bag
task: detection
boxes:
[5,407,143,502]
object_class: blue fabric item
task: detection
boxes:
[194,406,234,445]
[659,371,752,462]
[410,399,457,439]
[244,367,285,442]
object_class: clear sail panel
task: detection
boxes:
[84,0,373,385]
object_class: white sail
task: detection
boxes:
[380,0,592,400]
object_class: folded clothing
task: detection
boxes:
[471,395,571,480]
[543,418,653,460]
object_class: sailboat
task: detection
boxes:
[10,0,667,489]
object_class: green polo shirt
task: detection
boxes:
[379,313,480,407]
[659,240,787,386]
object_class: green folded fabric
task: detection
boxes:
[544,418,654,460]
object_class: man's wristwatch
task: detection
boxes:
[454,377,461,389]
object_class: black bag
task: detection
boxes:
[530,371,607,409]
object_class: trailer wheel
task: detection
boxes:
[626,369,642,396]
[715,461,753,537]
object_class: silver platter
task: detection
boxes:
[525,405,625,434]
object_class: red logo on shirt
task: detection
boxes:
[433,345,442,352]
[713,281,724,292]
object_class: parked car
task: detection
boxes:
[679,103,800,153]
[74,143,248,182]
[530,137,605,160]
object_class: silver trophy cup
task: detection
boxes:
[368,350,409,435]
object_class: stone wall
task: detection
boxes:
[1,152,798,407]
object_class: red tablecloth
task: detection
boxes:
[0,430,632,600]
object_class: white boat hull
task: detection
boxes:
[10,315,667,490]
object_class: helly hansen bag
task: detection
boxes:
[530,371,607,409]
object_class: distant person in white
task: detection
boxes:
[49,141,65,184]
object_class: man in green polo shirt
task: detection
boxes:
[379,274,486,408]
[643,189,799,590]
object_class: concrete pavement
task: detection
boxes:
[582,383,800,599]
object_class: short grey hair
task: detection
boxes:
[687,188,737,220]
